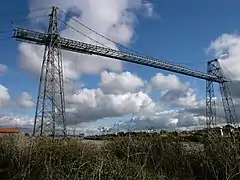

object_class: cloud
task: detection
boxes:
[64,79,84,94]
[147,73,197,108]
[61,71,202,131]
[207,33,240,99]
[0,84,11,108]
[20,0,154,80]
[0,113,33,131]
[16,92,35,108]
[65,88,159,125]
[141,1,154,17]
[206,33,240,125]
[109,109,206,132]
[229,81,240,99]
[18,43,44,76]
[176,111,206,127]
[22,0,159,124]
[149,72,188,91]
[0,64,7,76]
[5,70,201,132]
[0,85,35,109]
[55,70,202,130]
[183,95,240,126]
[67,122,102,135]
[160,88,198,108]
[208,33,240,80]
[99,71,145,94]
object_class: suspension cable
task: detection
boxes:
[58,18,110,48]
[59,8,207,67]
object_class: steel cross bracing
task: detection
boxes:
[206,60,237,127]
[32,7,67,138]
[13,28,227,84]
[206,61,217,128]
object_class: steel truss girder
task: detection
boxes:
[13,28,228,83]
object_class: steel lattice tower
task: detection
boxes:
[206,59,237,128]
[33,7,67,138]
[206,60,217,128]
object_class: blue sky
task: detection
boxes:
[0,0,240,133]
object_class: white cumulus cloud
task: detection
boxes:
[19,0,154,80]
[208,33,240,99]
[0,114,33,130]
[208,33,240,80]
[147,72,197,108]
[16,92,35,108]
[99,71,145,94]
[109,109,206,133]
[149,72,188,91]
[0,84,11,107]
[65,88,158,125]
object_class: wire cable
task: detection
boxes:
[58,18,211,81]
[59,8,207,66]
[220,64,239,83]
[218,63,240,88]
[59,17,207,68]
[58,18,109,48]
[59,9,145,55]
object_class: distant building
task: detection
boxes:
[0,128,19,135]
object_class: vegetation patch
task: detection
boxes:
[0,133,239,179]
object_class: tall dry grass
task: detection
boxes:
[0,133,239,180]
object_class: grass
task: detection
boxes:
[0,133,239,179]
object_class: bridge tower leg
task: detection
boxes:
[206,60,217,128]
[206,59,237,128]
[33,7,67,138]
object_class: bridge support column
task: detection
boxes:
[206,59,237,128]
[33,7,67,139]
[206,60,217,128]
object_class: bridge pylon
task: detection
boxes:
[32,7,67,138]
[206,59,237,128]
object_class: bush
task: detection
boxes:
[0,133,239,179]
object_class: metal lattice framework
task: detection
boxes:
[206,59,237,128]
[32,7,66,138]
[206,60,218,128]
[12,7,237,137]
[14,27,227,83]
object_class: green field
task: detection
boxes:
[0,133,239,180]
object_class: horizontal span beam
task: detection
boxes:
[13,28,227,83]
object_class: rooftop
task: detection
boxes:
[0,128,19,133]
